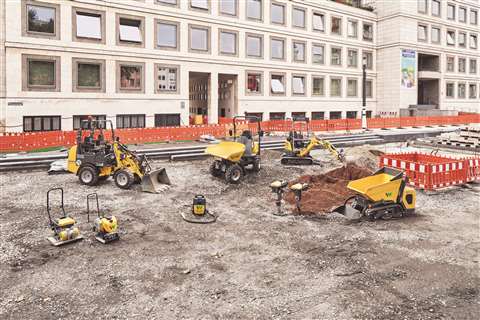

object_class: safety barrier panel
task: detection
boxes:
[1,114,479,153]
[380,152,480,190]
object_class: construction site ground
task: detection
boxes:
[0,143,479,319]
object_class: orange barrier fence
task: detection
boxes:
[1,114,479,152]
[380,152,480,190]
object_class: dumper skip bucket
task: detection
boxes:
[141,168,171,193]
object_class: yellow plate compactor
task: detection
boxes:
[332,167,416,220]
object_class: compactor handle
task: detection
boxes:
[47,187,66,223]
[86,193,100,222]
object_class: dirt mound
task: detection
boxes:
[285,163,373,214]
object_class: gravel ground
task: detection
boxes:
[0,147,479,319]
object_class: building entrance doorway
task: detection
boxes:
[189,72,210,125]
[418,79,439,108]
[218,74,238,119]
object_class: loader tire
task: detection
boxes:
[210,162,222,177]
[225,164,243,184]
[114,169,134,189]
[78,166,99,186]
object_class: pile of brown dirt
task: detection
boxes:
[285,163,373,214]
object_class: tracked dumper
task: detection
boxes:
[332,167,416,220]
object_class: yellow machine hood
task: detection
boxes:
[347,171,402,203]
[205,141,246,161]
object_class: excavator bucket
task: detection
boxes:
[141,168,171,193]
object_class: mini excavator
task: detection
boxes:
[282,118,345,165]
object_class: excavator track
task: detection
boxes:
[280,155,320,166]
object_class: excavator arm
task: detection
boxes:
[298,137,320,157]
[320,139,345,162]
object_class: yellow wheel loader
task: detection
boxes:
[205,115,263,184]
[67,118,170,193]
[282,117,345,165]
[332,167,416,220]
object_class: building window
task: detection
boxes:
[271,2,285,25]
[312,112,324,120]
[270,112,285,120]
[293,41,305,62]
[155,65,179,93]
[447,3,455,20]
[363,23,373,41]
[446,56,455,72]
[418,24,427,41]
[431,27,440,43]
[347,49,358,68]
[270,37,285,60]
[431,0,441,17]
[22,54,60,92]
[330,78,342,97]
[331,17,342,35]
[330,111,342,120]
[331,47,342,66]
[312,44,325,64]
[157,0,178,6]
[346,111,357,119]
[459,7,466,23]
[447,30,455,46]
[292,7,306,28]
[312,12,325,32]
[219,0,237,16]
[73,8,104,43]
[190,0,209,11]
[73,58,105,92]
[23,116,61,132]
[117,62,144,93]
[116,114,145,129]
[469,84,478,99]
[156,20,179,50]
[347,19,358,38]
[73,115,106,130]
[458,32,466,48]
[246,34,263,58]
[470,59,477,74]
[292,112,306,121]
[246,72,262,94]
[117,15,144,46]
[458,83,466,99]
[363,51,373,70]
[418,0,427,13]
[189,25,210,53]
[219,30,237,55]
[270,73,285,95]
[23,1,59,39]
[292,75,305,95]
[471,10,478,25]
[366,80,373,98]
[459,58,466,73]
[246,0,262,21]
[446,83,455,98]
[347,79,358,97]
[155,114,181,127]
[470,34,478,49]
[312,76,324,96]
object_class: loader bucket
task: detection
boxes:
[141,168,171,193]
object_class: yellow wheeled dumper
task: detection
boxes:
[67,118,170,193]
[332,167,416,220]
[205,115,263,184]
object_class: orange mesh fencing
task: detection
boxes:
[1,114,479,152]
